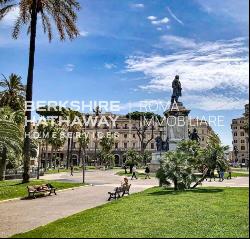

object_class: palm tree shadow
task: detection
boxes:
[147,188,224,196]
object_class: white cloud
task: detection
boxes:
[196,0,249,23]
[65,64,75,72]
[151,17,170,25]
[183,95,248,111]
[160,35,197,48]
[125,37,249,110]
[147,16,157,21]
[104,63,117,70]
[120,99,171,112]
[79,31,89,37]
[130,3,144,9]
[167,7,184,25]
[0,6,19,28]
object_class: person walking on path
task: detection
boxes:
[227,167,232,180]
[131,165,138,180]
[70,165,74,176]
[220,168,225,182]
[145,166,151,179]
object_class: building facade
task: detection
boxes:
[231,104,249,165]
[38,114,216,168]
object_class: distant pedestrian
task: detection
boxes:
[131,166,138,180]
[70,165,74,176]
[227,167,232,180]
[123,165,128,174]
[220,169,225,182]
[145,166,151,179]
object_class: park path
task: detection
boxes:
[0,170,158,238]
[0,170,248,238]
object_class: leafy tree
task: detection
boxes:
[0,108,23,180]
[123,149,142,173]
[0,74,25,111]
[0,0,81,183]
[126,111,161,157]
[99,135,115,168]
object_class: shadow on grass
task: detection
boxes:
[147,188,224,196]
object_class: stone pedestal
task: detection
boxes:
[150,152,163,172]
[150,101,191,172]
[165,102,190,151]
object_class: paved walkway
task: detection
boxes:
[0,170,158,238]
[200,176,249,188]
[0,170,248,238]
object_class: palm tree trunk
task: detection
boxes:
[78,145,82,166]
[70,133,74,166]
[50,147,54,169]
[0,147,7,181]
[192,168,208,189]
[37,142,41,179]
[82,148,86,184]
[23,0,38,183]
[66,137,71,169]
[45,142,48,171]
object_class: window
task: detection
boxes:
[234,132,237,136]
[124,124,128,129]
[124,143,128,149]
[115,143,118,149]
[133,134,136,139]
[241,146,246,151]
[124,134,128,139]
[151,143,154,149]
[133,143,136,148]
[241,132,245,137]
[241,140,245,143]
[202,137,205,141]
[234,140,238,143]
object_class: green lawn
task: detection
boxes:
[13,187,249,238]
[0,180,83,201]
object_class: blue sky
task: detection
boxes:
[0,0,249,147]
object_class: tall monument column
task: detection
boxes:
[150,75,190,172]
[164,102,190,151]
[165,75,190,150]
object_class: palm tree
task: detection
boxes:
[0,108,23,181]
[77,132,89,183]
[157,151,197,190]
[191,134,229,189]
[50,126,66,171]
[0,74,25,110]
[0,0,80,183]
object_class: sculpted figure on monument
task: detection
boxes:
[189,128,200,142]
[171,75,182,103]
[155,136,170,152]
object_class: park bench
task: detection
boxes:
[27,184,57,199]
[108,184,131,201]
